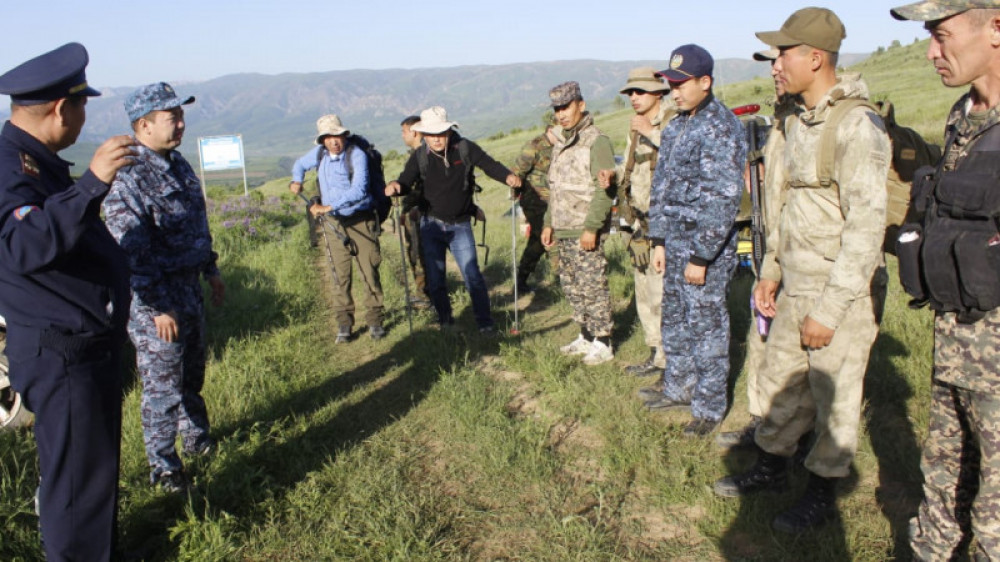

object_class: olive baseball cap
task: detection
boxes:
[891,0,1000,21]
[756,7,846,52]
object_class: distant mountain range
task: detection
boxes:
[3,54,867,180]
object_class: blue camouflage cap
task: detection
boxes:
[891,0,1000,20]
[657,44,714,82]
[125,82,195,123]
[0,42,101,105]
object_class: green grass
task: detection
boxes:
[0,38,951,561]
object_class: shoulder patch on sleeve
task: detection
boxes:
[19,153,40,178]
[13,205,40,220]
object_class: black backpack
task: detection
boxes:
[316,134,391,223]
[877,100,942,183]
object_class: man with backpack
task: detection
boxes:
[290,114,385,342]
[385,106,521,333]
[598,67,676,376]
[713,8,891,534]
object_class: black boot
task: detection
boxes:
[714,449,788,497]
[715,415,761,449]
[771,472,837,534]
[515,273,533,294]
[625,347,660,376]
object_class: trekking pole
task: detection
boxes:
[510,192,520,335]
[474,213,490,265]
[298,193,342,287]
[394,197,414,335]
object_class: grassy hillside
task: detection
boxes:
[0,37,961,560]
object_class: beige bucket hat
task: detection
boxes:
[753,47,780,62]
[315,114,350,144]
[619,67,669,94]
[411,106,459,134]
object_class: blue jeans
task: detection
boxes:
[420,216,493,328]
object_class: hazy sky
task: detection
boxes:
[1,1,929,89]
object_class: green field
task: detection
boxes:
[0,38,966,560]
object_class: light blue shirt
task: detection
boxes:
[291,144,372,217]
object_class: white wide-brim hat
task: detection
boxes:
[411,106,458,134]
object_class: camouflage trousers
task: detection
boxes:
[517,189,548,284]
[129,303,211,480]
[323,216,384,328]
[557,237,612,338]
[659,234,736,422]
[634,248,666,368]
[742,268,885,419]
[402,208,428,296]
[909,310,1000,562]
[743,280,769,418]
[754,292,879,478]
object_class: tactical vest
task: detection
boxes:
[548,117,601,231]
[629,105,677,215]
[896,123,1000,322]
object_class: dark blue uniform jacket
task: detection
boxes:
[0,121,129,335]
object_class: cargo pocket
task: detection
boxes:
[895,223,928,301]
[922,224,963,310]
[954,230,1000,311]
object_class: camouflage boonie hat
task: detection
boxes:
[125,82,194,123]
[549,81,583,107]
[315,114,350,144]
[891,0,1000,20]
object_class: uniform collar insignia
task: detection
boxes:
[19,153,40,178]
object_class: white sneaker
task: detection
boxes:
[583,340,614,366]
[560,334,592,356]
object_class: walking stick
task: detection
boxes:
[298,193,343,287]
[510,193,520,335]
[394,197,414,335]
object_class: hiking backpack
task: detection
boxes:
[809,98,941,255]
[316,134,391,223]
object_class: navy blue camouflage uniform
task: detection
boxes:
[104,143,218,482]
[648,93,747,422]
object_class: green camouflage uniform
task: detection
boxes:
[511,131,554,284]
[401,148,428,296]
[545,113,616,338]
[909,96,1000,562]
[754,75,890,478]
[744,96,798,418]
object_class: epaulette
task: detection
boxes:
[19,152,39,178]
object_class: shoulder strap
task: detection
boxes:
[458,138,472,192]
[416,143,429,180]
[816,98,876,189]
[345,143,355,182]
[968,121,1000,153]
[315,147,327,190]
